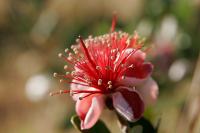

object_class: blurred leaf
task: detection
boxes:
[59,111,76,130]
[172,0,194,26]
[71,115,111,133]
[128,117,159,133]
[92,21,110,35]
[117,112,159,133]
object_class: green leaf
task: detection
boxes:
[128,117,159,133]
[70,115,111,133]
[116,112,160,133]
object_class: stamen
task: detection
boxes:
[76,39,79,43]
[65,48,69,53]
[68,53,72,56]
[57,51,75,64]
[78,96,85,100]
[67,53,74,61]
[111,12,117,32]
[71,45,75,49]
[59,79,64,83]
[71,71,76,76]
[88,35,92,39]
[64,65,68,70]
[111,49,116,53]
[65,72,70,75]
[107,81,112,85]
[108,85,112,89]
[110,56,115,60]
[75,50,79,54]
[67,56,73,61]
[79,36,98,73]
[49,89,69,96]
[105,66,111,70]
[70,91,74,96]
[98,79,102,86]
[50,89,103,97]
[126,39,130,45]
[73,48,78,54]
[53,73,65,78]
[52,29,145,100]
[53,72,58,77]
[78,92,101,100]
[58,53,63,58]
[129,64,134,68]
[96,66,101,70]
[138,37,146,45]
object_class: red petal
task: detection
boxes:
[112,87,144,121]
[127,49,146,65]
[124,62,153,79]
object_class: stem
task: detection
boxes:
[116,112,130,133]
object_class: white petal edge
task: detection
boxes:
[112,92,136,122]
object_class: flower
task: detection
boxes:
[51,17,159,130]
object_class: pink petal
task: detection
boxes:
[82,96,104,129]
[112,87,144,122]
[75,94,104,130]
[70,80,98,101]
[117,76,147,87]
[137,77,159,106]
[115,49,146,66]
[70,82,83,101]
[121,48,153,79]
[124,48,146,65]
[116,63,152,87]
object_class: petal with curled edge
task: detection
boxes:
[112,87,144,122]
[137,77,159,106]
[75,94,104,130]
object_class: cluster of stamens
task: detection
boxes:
[50,27,146,100]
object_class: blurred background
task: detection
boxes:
[0,0,200,133]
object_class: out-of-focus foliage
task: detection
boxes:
[0,0,200,133]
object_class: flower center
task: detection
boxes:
[50,17,147,101]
